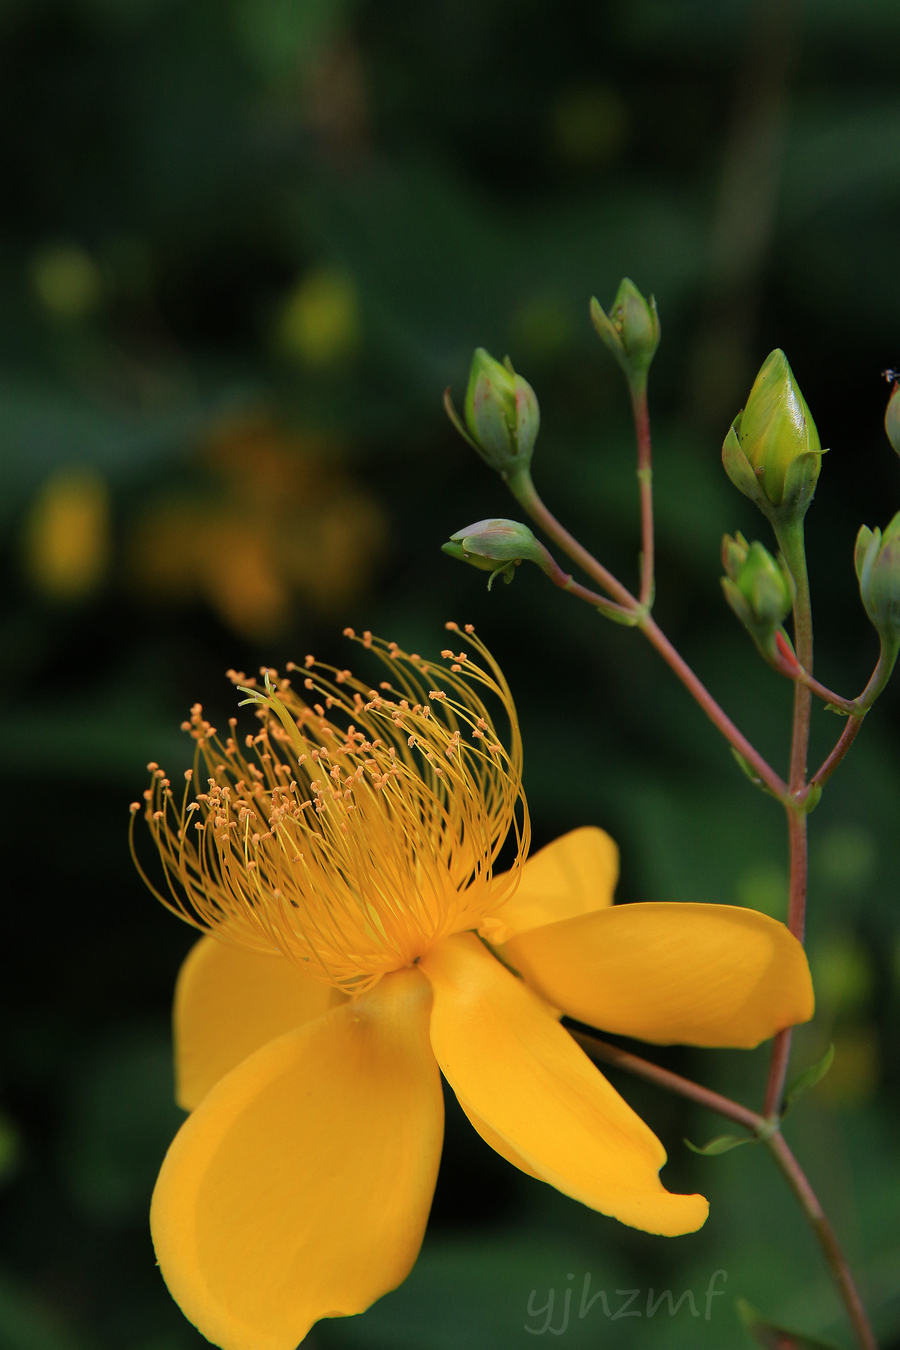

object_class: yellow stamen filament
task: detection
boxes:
[131,628,529,993]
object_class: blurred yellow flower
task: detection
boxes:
[22,467,111,599]
[132,630,814,1350]
[31,243,103,320]
[128,420,384,639]
[276,266,360,367]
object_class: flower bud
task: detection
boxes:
[445,349,539,482]
[722,350,823,520]
[739,544,794,623]
[886,381,900,456]
[721,530,750,582]
[721,533,794,663]
[442,518,553,590]
[855,513,900,637]
[590,278,660,387]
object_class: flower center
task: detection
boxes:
[131,626,529,992]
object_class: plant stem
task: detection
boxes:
[510,469,635,608]
[762,523,814,1120]
[781,629,898,717]
[638,613,789,800]
[569,1027,764,1132]
[778,522,814,799]
[631,382,655,608]
[765,1132,879,1350]
[572,1026,878,1350]
[810,715,865,790]
[512,470,790,800]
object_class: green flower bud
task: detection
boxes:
[590,278,660,387]
[722,350,823,521]
[721,532,795,664]
[740,542,793,623]
[855,512,900,636]
[721,530,750,582]
[444,349,539,482]
[442,518,553,589]
[886,381,900,456]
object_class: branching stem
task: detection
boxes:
[500,396,880,1348]
[512,469,790,801]
[572,1027,878,1350]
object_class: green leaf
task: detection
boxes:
[737,1297,843,1349]
[731,748,780,799]
[684,1133,756,1156]
[782,1044,835,1116]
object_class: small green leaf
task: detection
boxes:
[782,1044,835,1116]
[684,1133,756,1156]
[731,748,779,798]
[737,1297,842,1348]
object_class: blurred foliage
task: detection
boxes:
[1,0,899,1348]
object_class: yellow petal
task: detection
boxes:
[151,967,444,1350]
[505,902,814,1048]
[457,1100,542,1179]
[479,826,619,944]
[419,934,707,1236]
[174,936,346,1111]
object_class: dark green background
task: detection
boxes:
[1,0,899,1346]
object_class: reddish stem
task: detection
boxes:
[766,1132,878,1350]
[640,614,789,800]
[511,472,790,802]
[810,716,865,790]
[632,383,655,608]
[570,1028,763,1132]
[511,471,635,609]
[574,1028,878,1350]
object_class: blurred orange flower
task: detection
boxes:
[128,420,385,639]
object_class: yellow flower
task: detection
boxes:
[131,629,814,1350]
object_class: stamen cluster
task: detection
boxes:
[131,626,528,991]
